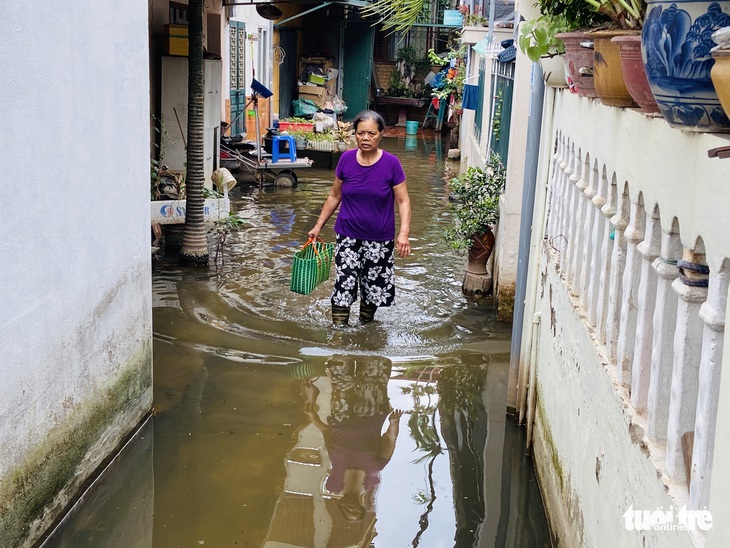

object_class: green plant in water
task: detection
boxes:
[214,214,248,266]
[444,153,505,252]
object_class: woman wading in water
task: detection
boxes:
[308,110,411,326]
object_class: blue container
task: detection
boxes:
[405,120,419,135]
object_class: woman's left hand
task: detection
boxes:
[396,234,411,258]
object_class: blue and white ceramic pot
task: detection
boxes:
[642,0,730,132]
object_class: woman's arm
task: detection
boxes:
[394,181,411,258]
[308,177,343,240]
[379,409,403,460]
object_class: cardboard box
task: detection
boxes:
[299,84,326,96]
[164,24,188,56]
[299,92,326,107]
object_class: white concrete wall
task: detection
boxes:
[0,2,152,545]
[533,247,697,548]
[523,89,730,546]
[493,45,532,321]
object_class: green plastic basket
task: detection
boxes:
[290,238,334,295]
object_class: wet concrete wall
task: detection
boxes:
[0,2,152,546]
[531,245,696,548]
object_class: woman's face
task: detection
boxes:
[355,118,382,152]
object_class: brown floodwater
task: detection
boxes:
[42,136,552,547]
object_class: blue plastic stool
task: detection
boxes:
[272,135,297,163]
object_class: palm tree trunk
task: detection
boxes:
[180,0,209,266]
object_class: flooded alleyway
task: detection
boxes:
[43,137,551,547]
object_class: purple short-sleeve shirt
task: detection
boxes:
[334,149,406,241]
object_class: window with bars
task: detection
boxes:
[488,58,515,166]
[473,57,486,142]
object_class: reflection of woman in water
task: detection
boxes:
[303,355,402,523]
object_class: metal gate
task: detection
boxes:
[229,21,247,136]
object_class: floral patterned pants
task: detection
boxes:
[331,234,395,308]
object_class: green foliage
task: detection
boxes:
[444,154,505,252]
[518,14,570,62]
[430,41,467,102]
[361,0,432,34]
[462,12,488,26]
[539,0,609,28]
[281,116,311,123]
[287,129,316,141]
[387,46,434,98]
[427,48,447,66]
[213,214,249,266]
[583,0,645,28]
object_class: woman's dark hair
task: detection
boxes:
[352,110,385,132]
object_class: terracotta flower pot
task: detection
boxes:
[591,30,637,108]
[556,32,598,98]
[612,34,661,113]
[466,230,496,275]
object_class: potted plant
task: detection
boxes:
[518,14,571,87]
[641,0,730,131]
[444,153,505,277]
[288,129,313,151]
[575,0,645,107]
[334,121,354,151]
[279,117,315,133]
[543,0,609,96]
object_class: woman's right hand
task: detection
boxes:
[307,226,321,240]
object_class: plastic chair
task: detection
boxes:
[272,135,297,163]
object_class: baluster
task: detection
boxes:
[630,205,661,412]
[605,184,630,364]
[665,248,709,482]
[579,160,598,312]
[558,142,575,266]
[616,196,646,386]
[547,136,564,238]
[567,150,585,292]
[588,171,608,327]
[595,173,617,344]
[690,264,729,509]
[647,222,682,441]
[560,145,575,272]
[565,149,580,285]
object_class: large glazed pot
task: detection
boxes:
[557,32,598,98]
[642,0,730,132]
[592,30,638,107]
[711,48,730,117]
[612,34,661,113]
